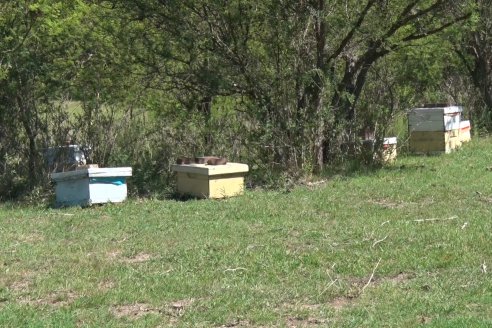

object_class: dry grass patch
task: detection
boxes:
[106,250,122,260]
[19,233,45,243]
[18,290,79,308]
[385,272,415,284]
[168,298,195,316]
[110,303,160,320]
[328,296,355,311]
[106,250,153,264]
[368,198,411,209]
[8,271,36,294]
[326,272,415,311]
[217,319,251,327]
[286,316,327,327]
[282,302,321,312]
[110,299,195,321]
[10,279,30,293]
[121,252,152,264]
[345,271,415,290]
[97,280,115,291]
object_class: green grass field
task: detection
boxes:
[1,138,491,327]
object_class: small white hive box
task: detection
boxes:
[408,105,462,154]
[382,137,397,163]
[459,120,471,143]
[51,167,132,207]
[172,163,249,199]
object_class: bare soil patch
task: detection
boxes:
[418,315,433,324]
[217,319,251,327]
[386,272,414,284]
[106,250,122,260]
[329,296,355,311]
[168,298,195,316]
[287,316,326,327]
[107,250,153,264]
[110,303,160,320]
[110,299,195,321]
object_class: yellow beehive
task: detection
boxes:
[172,163,249,199]
[409,130,461,154]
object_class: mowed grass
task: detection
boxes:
[1,139,492,327]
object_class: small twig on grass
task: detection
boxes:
[461,222,468,230]
[224,267,247,273]
[318,278,339,298]
[361,258,382,293]
[412,216,458,223]
[372,236,388,248]
[380,221,390,226]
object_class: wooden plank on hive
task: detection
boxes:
[409,140,445,153]
[409,121,444,132]
[409,131,446,142]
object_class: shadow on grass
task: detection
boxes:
[168,192,203,202]
[319,152,442,180]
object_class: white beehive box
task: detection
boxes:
[51,167,132,207]
[172,163,249,199]
[383,137,397,163]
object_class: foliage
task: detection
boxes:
[0,0,488,198]
[453,0,492,130]
[0,1,79,193]
[110,0,474,172]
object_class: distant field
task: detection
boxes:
[0,138,491,327]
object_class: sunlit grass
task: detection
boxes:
[0,138,491,327]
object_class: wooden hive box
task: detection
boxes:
[51,167,132,207]
[172,163,249,199]
[409,130,461,154]
[408,105,462,154]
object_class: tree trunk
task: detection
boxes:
[310,0,327,173]
[17,96,38,188]
[200,95,213,152]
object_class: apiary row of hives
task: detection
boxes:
[49,105,473,207]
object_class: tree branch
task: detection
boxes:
[383,0,445,40]
[327,0,377,62]
[401,13,472,43]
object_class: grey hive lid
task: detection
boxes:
[51,167,132,181]
[411,105,463,114]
